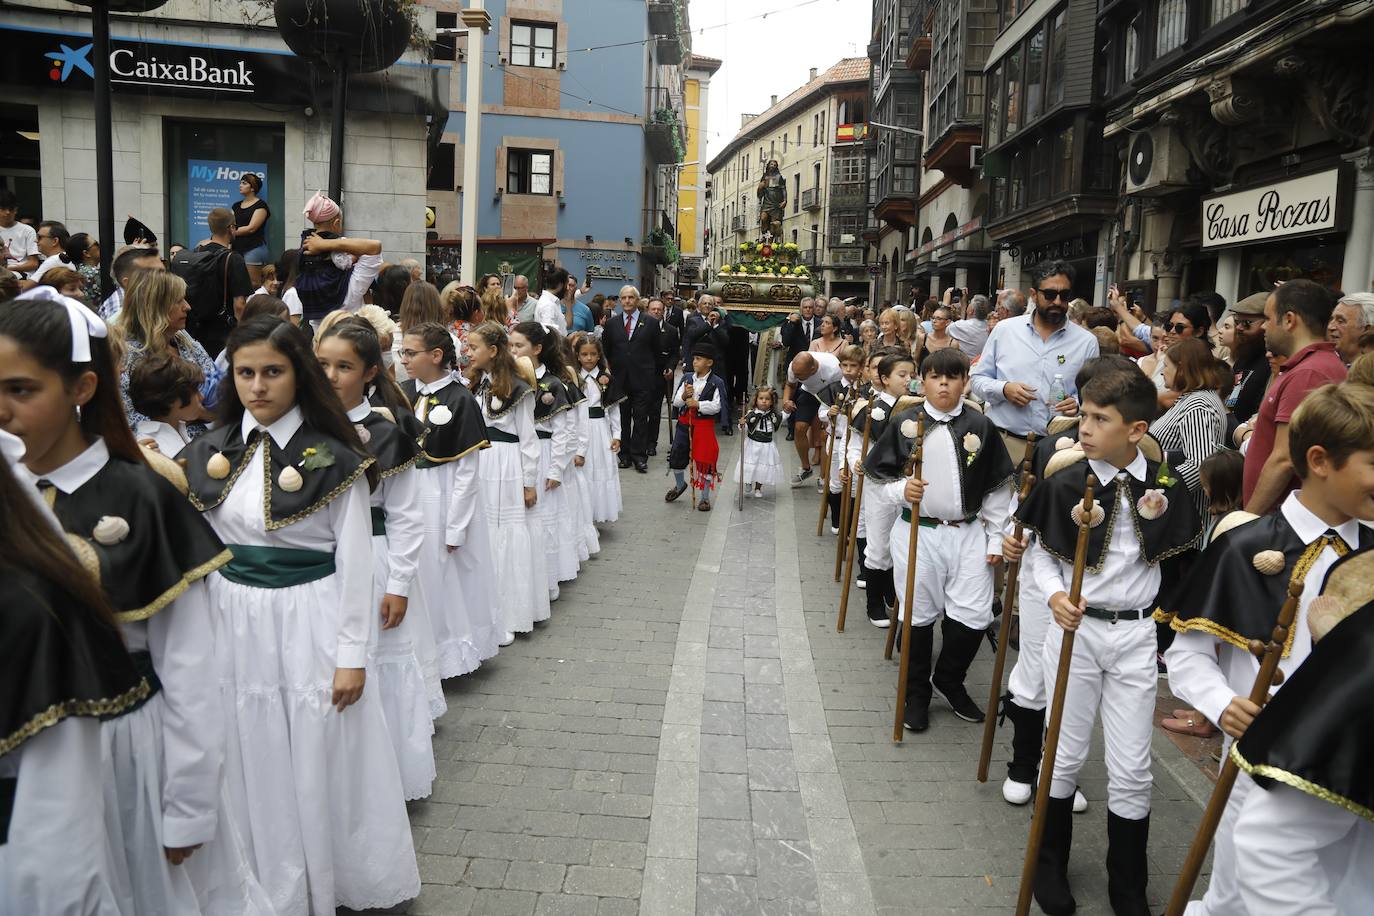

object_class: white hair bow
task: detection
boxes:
[16,285,108,362]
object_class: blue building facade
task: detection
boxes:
[427,0,687,298]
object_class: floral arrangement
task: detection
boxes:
[719,239,810,278]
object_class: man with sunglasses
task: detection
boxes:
[1224,293,1271,425]
[971,260,1100,459]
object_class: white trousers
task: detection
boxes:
[1185,768,1253,916]
[1007,547,1051,710]
[863,498,900,570]
[1042,616,1156,819]
[889,519,994,629]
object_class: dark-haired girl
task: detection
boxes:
[398,322,503,664]
[317,317,439,800]
[511,321,581,599]
[467,321,550,633]
[0,289,272,915]
[0,429,145,915]
[573,334,623,523]
[181,315,419,914]
[561,335,598,560]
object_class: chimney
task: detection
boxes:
[770,94,778,106]
[809,67,818,81]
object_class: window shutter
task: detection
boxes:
[495,145,508,193]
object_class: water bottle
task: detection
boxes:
[1048,373,1067,406]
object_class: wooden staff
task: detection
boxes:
[1015,474,1098,916]
[976,433,1038,783]
[833,403,858,582]
[685,379,697,511]
[1164,576,1304,916]
[835,403,872,631]
[816,388,845,536]
[738,415,747,511]
[891,417,926,743]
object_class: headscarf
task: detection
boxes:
[303,190,341,225]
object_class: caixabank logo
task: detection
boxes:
[45,43,95,82]
[42,37,256,92]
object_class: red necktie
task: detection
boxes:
[624,313,633,336]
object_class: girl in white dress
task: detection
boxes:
[734,386,785,496]
[510,321,581,601]
[316,316,437,801]
[562,334,598,560]
[181,315,419,915]
[465,321,549,637]
[572,334,623,523]
[398,322,505,664]
[0,292,271,916]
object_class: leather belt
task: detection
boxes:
[1082,607,1150,624]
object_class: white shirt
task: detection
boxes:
[846,390,896,471]
[533,366,577,481]
[788,350,843,397]
[478,371,540,488]
[29,252,65,282]
[1165,491,1364,731]
[672,372,722,416]
[206,406,372,668]
[136,418,189,458]
[534,289,566,335]
[281,286,305,317]
[1,220,38,272]
[342,252,383,312]
[1026,450,1161,611]
[580,371,622,440]
[349,400,423,590]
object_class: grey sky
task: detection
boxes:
[689,0,873,163]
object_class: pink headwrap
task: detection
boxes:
[303,190,341,225]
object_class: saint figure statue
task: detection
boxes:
[757,159,786,237]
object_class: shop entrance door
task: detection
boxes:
[164,120,285,260]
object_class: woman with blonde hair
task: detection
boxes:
[481,284,511,328]
[115,268,219,435]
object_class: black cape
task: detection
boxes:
[355,407,419,479]
[815,379,857,409]
[369,387,424,441]
[848,393,913,453]
[49,455,231,623]
[1014,456,1201,575]
[0,568,149,763]
[183,420,374,530]
[533,371,578,424]
[400,380,489,469]
[580,369,625,409]
[1234,550,1374,823]
[864,403,1014,517]
[474,376,535,421]
[1156,513,1370,655]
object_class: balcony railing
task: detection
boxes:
[801,187,822,211]
[645,86,685,164]
[656,34,682,65]
[730,214,745,233]
[647,1,676,36]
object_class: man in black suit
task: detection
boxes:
[648,297,679,457]
[602,285,663,472]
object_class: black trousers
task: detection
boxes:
[622,386,657,464]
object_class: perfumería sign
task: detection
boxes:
[1201,168,1343,249]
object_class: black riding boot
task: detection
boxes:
[1005,697,1046,787]
[865,565,890,625]
[828,491,842,530]
[931,617,987,722]
[1106,812,1151,916]
[1034,794,1077,915]
[901,623,935,731]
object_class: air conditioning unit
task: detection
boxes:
[969,145,984,170]
[1125,125,1190,196]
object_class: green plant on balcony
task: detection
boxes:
[645,228,678,265]
[653,107,686,162]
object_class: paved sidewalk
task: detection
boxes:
[376,432,1210,915]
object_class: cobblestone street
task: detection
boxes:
[393,433,1213,916]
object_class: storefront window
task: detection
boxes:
[1005,48,1021,136]
[1242,238,1346,293]
[1024,25,1044,124]
[164,120,286,258]
[1047,9,1067,106]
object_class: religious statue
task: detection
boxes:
[757,159,786,237]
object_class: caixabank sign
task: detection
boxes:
[4,24,312,105]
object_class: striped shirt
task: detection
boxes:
[1148,389,1227,517]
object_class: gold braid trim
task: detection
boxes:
[485,385,534,419]
[113,548,234,623]
[263,455,376,531]
[416,439,491,466]
[188,436,262,512]
[1231,744,1374,824]
[378,454,419,480]
[0,677,152,757]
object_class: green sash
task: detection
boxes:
[486,427,519,444]
[588,406,606,419]
[220,544,336,588]
[370,506,388,536]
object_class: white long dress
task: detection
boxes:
[735,409,784,487]
[410,377,503,676]
[203,407,419,915]
[351,402,438,801]
[533,367,581,587]
[568,377,599,558]
[578,371,623,523]
[477,374,550,633]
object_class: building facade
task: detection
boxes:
[1098,0,1374,309]
[675,53,721,292]
[1,0,444,266]
[704,58,873,300]
[426,0,688,296]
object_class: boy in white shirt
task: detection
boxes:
[128,353,205,457]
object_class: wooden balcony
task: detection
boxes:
[922,124,983,188]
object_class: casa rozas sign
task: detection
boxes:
[1201,169,1341,249]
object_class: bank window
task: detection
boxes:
[1156,0,1188,57]
[511,22,556,69]
[1047,9,1067,107]
[508,149,552,194]
[434,12,457,61]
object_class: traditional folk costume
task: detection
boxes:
[533,366,581,593]
[1016,449,1200,916]
[817,378,857,525]
[348,400,436,800]
[18,440,275,916]
[668,363,723,508]
[1,438,150,915]
[563,372,598,562]
[184,408,420,915]
[402,375,502,678]
[865,399,1013,730]
[1233,547,1374,915]
[735,407,784,493]
[578,367,623,523]
[473,372,550,634]
[1157,496,1370,916]
[847,391,906,625]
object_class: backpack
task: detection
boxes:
[169,244,233,322]
[294,229,353,321]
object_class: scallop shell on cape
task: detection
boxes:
[899,419,919,439]
[1251,550,1286,575]
[206,452,231,479]
[1070,500,1105,528]
[92,515,130,546]
[278,466,304,493]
